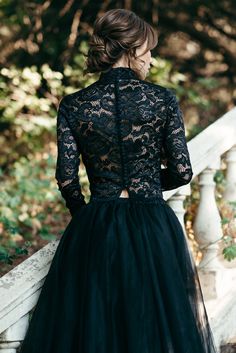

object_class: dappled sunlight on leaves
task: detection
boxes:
[0,152,87,276]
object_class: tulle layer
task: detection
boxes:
[19,197,218,353]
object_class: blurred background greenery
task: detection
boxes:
[0,0,235,275]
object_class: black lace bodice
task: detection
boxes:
[55,67,193,216]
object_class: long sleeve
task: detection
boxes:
[160,89,193,191]
[55,96,86,216]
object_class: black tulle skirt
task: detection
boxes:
[19,196,218,353]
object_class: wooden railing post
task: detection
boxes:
[193,159,233,300]
[223,144,236,202]
[0,314,29,353]
[167,184,191,240]
[193,162,223,269]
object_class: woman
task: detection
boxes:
[19,8,218,353]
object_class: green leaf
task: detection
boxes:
[221,218,230,225]
[39,226,56,241]
[222,245,236,261]
[14,247,28,255]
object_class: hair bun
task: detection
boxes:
[84,33,115,73]
[83,9,158,75]
[91,34,106,51]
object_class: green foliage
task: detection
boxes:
[220,200,236,262]
[0,154,65,269]
[39,225,57,241]
[214,170,225,185]
[0,41,98,168]
[222,238,236,262]
[0,45,94,274]
[147,56,221,129]
[187,171,236,263]
[0,243,30,265]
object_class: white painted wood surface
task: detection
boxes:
[223,144,236,201]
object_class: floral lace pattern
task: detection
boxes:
[55,67,193,215]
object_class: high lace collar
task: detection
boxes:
[98,66,139,83]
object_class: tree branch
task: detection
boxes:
[159,12,236,75]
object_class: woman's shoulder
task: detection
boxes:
[138,79,176,97]
[61,81,99,104]
[137,80,179,105]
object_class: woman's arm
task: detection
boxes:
[160,89,193,191]
[55,96,86,216]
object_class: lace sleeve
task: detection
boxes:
[55,96,86,216]
[160,89,193,191]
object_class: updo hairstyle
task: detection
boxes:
[83,9,158,77]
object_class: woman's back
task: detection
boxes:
[55,66,193,213]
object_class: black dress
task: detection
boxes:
[19,67,218,353]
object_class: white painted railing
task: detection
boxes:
[0,107,236,353]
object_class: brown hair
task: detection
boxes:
[83,9,158,77]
